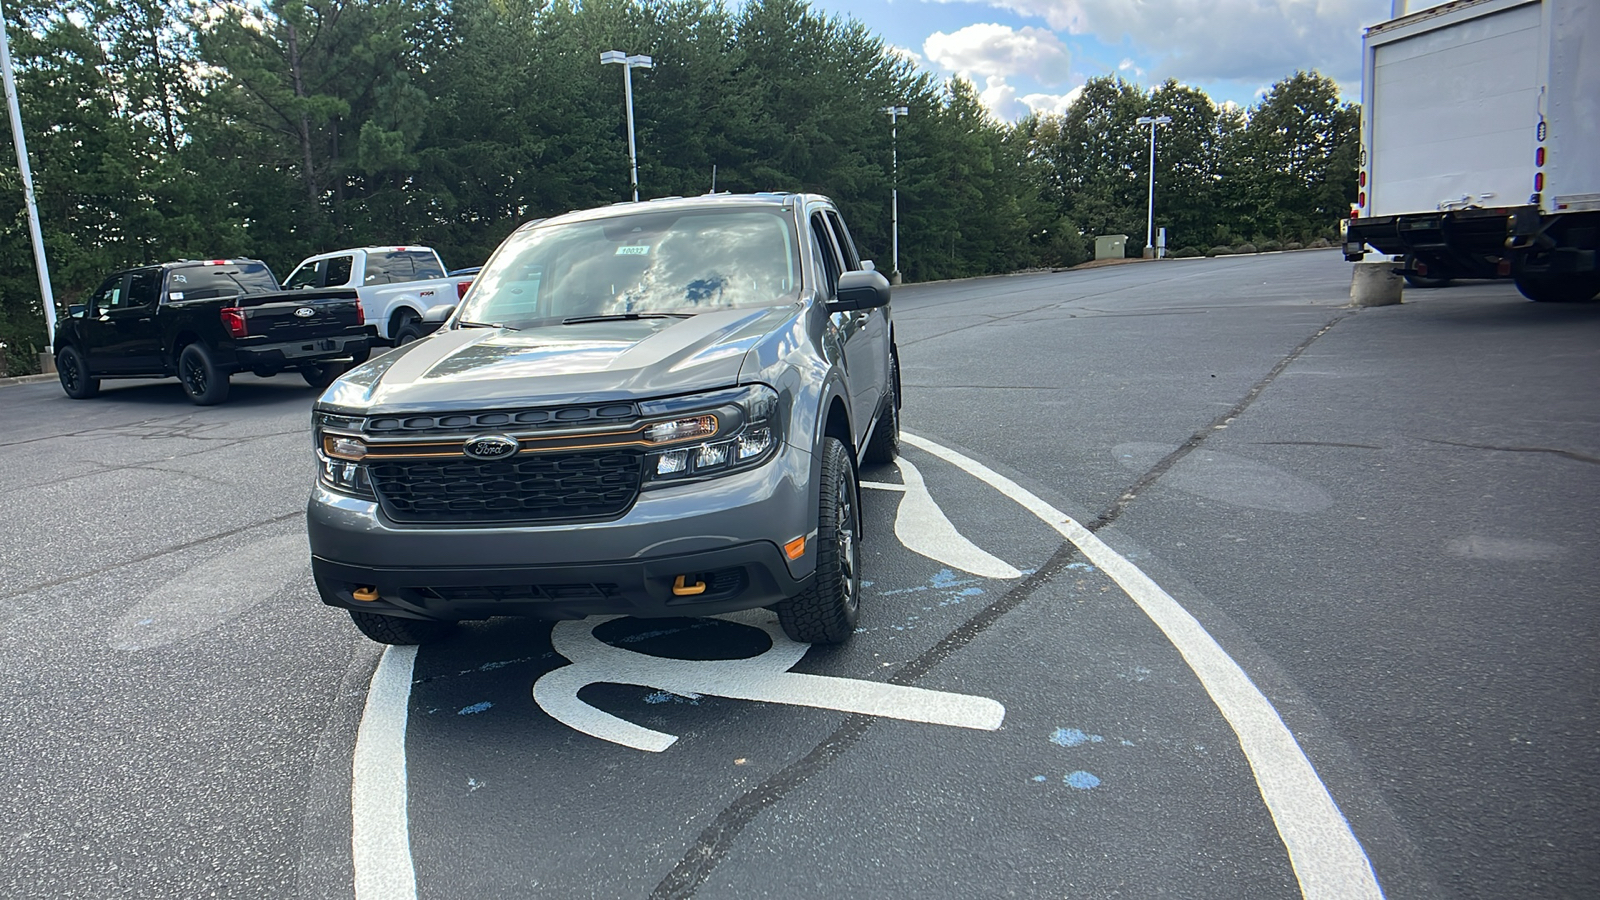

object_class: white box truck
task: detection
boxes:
[1343,0,1600,302]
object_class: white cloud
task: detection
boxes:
[933,0,1389,84]
[1020,84,1084,116]
[923,23,1073,86]
[886,43,925,67]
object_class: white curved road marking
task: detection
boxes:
[533,608,1004,752]
[902,431,1384,900]
[863,457,1022,580]
[352,645,418,900]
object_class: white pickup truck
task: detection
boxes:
[282,247,474,343]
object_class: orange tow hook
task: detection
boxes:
[352,586,380,602]
[672,575,707,597]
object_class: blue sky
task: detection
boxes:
[802,0,1423,120]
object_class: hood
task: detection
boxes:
[321,305,796,413]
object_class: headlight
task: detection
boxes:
[640,385,781,487]
[314,423,376,499]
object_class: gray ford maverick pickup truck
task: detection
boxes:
[307,193,900,646]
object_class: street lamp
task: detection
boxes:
[1135,114,1171,258]
[600,50,653,202]
[0,4,57,366]
[882,105,908,284]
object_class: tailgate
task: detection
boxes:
[241,289,364,341]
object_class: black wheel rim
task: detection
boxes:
[183,354,206,395]
[60,355,78,392]
[836,469,859,612]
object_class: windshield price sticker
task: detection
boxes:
[615,245,650,255]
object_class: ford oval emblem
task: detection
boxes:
[463,434,519,460]
[293,306,316,318]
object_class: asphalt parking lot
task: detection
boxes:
[1,249,1595,899]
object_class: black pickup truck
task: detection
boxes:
[53,259,375,405]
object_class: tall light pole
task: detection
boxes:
[882,105,908,284]
[0,1,57,364]
[1135,114,1171,258]
[600,50,653,202]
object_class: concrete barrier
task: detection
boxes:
[1350,261,1403,307]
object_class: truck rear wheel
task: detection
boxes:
[56,346,100,399]
[178,343,230,405]
[1402,254,1452,288]
[1514,272,1600,303]
[349,609,455,645]
[775,436,861,644]
[863,356,901,465]
[301,361,347,389]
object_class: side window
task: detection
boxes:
[825,211,861,270]
[126,269,162,307]
[283,262,320,291]
[92,275,125,312]
[809,213,842,295]
[325,255,354,286]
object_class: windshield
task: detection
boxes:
[457,208,799,328]
[165,262,279,300]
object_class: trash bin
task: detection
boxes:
[1094,234,1128,261]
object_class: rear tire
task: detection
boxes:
[1515,271,1600,303]
[862,356,901,465]
[775,437,861,644]
[56,345,99,399]
[178,343,230,405]
[301,361,347,389]
[394,323,425,345]
[349,609,455,646]
[1401,254,1452,288]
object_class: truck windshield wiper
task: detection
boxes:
[457,320,520,331]
[561,312,693,325]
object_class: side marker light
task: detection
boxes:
[784,537,807,560]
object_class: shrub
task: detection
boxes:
[1284,241,1303,251]
[1208,246,1233,256]
[1309,237,1331,249]
[1235,242,1258,254]
[1173,246,1201,259]
[1258,240,1283,253]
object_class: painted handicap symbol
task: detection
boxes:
[533,608,1005,752]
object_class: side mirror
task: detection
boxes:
[422,303,456,324]
[826,269,891,312]
[68,304,86,318]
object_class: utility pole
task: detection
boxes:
[1135,115,1172,259]
[882,105,908,284]
[0,0,58,367]
[601,50,653,203]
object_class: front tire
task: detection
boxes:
[56,346,100,399]
[349,609,455,646]
[776,436,861,644]
[1515,271,1600,303]
[178,343,230,405]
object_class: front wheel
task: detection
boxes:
[775,436,861,644]
[56,345,100,399]
[178,343,230,405]
[349,609,455,646]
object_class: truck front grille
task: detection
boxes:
[369,450,643,524]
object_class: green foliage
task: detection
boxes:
[0,0,1360,374]
[1173,246,1201,258]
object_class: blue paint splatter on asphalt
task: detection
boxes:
[1065,771,1101,790]
[1032,775,1048,782]
[959,587,984,596]
[644,690,701,705]
[1051,728,1105,747]
[458,702,493,715]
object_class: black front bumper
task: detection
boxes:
[312,541,810,623]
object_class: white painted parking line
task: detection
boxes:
[352,645,419,900]
[534,609,1004,752]
[901,431,1384,900]
[866,457,1022,580]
